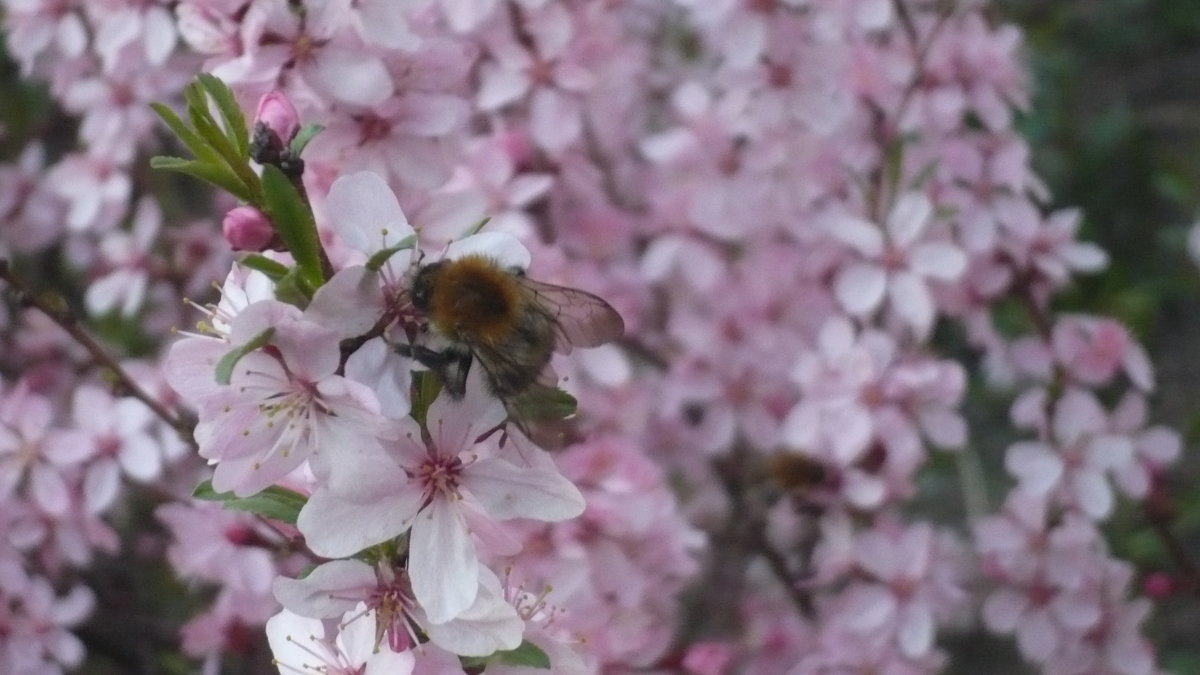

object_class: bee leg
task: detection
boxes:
[395,343,473,398]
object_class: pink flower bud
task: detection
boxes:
[1142,572,1175,599]
[682,641,735,675]
[496,130,534,167]
[254,91,299,146]
[222,206,274,251]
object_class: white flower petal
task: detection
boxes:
[445,231,531,270]
[982,588,1027,633]
[410,497,478,624]
[297,472,422,558]
[31,464,70,516]
[266,610,330,670]
[888,271,934,335]
[463,458,584,522]
[308,48,393,106]
[910,241,967,280]
[1005,442,1062,496]
[1071,468,1113,520]
[423,567,523,656]
[834,263,886,315]
[827,214,884,256]
[305,267,387,339]
[324,171,413,254]
[897,603,934,657]
[887,192,932,246]
[273,559,376,618]
[118,434,162,482]
[477,62,530,110]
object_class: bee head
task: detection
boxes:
[410,261,447,311]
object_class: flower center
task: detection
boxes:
[369,574,420,652]
[419,455,464,499]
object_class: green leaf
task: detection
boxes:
[214,327,275,385]
[150,103,222,165]
[239,254,290,281]
[197,73,250,157]
[189,104,262,197]
[273,267,315,308]
[261,165,324,287]
[366,235,417,271]
[494,641,551,669]
[150,156,256,203]
[290,123,325,156]
[409,370,443,429]
[183,81,209,121]
[192,479,307,524]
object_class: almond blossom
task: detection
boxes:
[1006,387,1136,521]
[165,299,388,496]
[266,606,415,675]
[0,380,92,517]
[0,560,94,675]
[298,366,584,624]
[0,0,1189,672]
[830,192,968,337]
[273,558,524,657]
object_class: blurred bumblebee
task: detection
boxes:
[403,254,624,428]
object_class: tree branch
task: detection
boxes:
[0,259,195,442]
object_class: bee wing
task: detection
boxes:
[520,278,624,354]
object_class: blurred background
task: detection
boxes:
[971,1,1200,672]
[3,1,1200,672]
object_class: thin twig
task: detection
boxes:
[1144,490,1200,597]
[0,259,194,440]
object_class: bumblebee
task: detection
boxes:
[404,254,624,426]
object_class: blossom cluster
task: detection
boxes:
[0,0,1189,673]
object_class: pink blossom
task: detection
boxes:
[211,0,394,107]
[829,192,968,336]
[1,0,88,75]
[782,317,966,508]
[157,501,278,595]
[1006,387,1136,521]
[476,3,594,152]
[0,143,64,253]
[306,91,469,192]
[1052,315,1154,391]
[266,606,415,675]
[70,385,161,513]
[273,559,524,657]
[830,523,967,659]
[998,204,1108,295]
[0,380,92,516]
[0,561,94,674]
[85,197,160,317]
[298,367,583,623]
[179,587,279,662]
[86,0,179,72]
[1108,393,1181,499]
[44,152,130,232]
[164,300,388,496]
